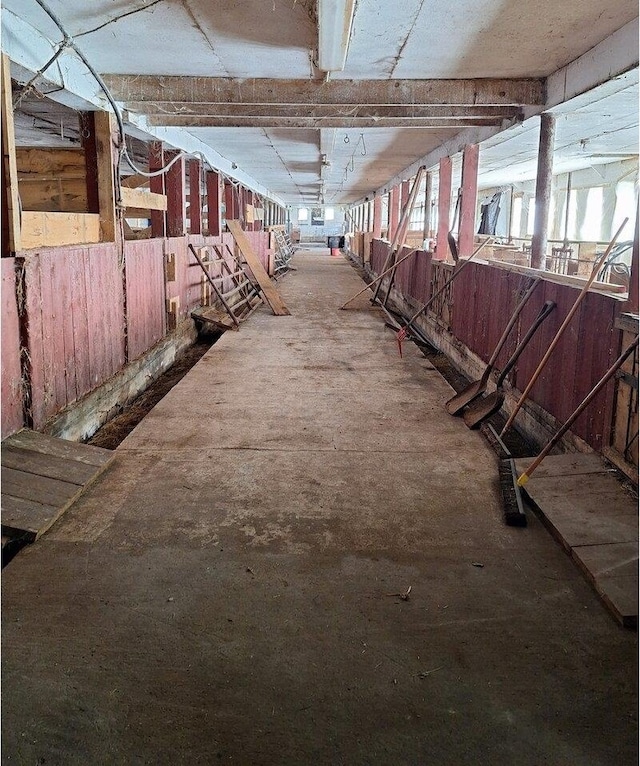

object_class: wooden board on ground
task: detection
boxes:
[1,429,115,542]
[226,220,291,316]
[191,306,237,332]
[515,453,638,627]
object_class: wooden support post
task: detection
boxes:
[80,113,99,214]
[224,180,239,224]
[206,170,221,236]
[91,111,117,243]
[458,144,479,258]
[401,180,410,211]
[423,171,433,241]
[627,208,639,313]
[437,156,452,261]
[1,53,21,254]
[165,150,185,237]
[373,195,382,238]
[188,158,202,234]
[149,141,166,237]
[389,185,400,242]
[531,112,556,270]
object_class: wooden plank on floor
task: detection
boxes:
[3,429,113,467]
[2,466,80,509]
[572,542,638,628]
[226,220,291,316]
[1,445,97,485]
[191,307,237,332]
[515,453,609,479]
[2,494,60,541]
[514,454,638,626]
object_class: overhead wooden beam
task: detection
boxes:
[103,76,545,106]
[146,116,510,129]
[121,187,167,211]
[129,103,522,118]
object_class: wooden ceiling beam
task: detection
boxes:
[126,103,523,119]
[103,75,545,106]
[145,116,511,128]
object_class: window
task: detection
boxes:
[581,187,603,241]
[325,207,335,221]
[298,207,308,221]
[612,181,637,240]
[526,196,536,236]
[510,196,522,238]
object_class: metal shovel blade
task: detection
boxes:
[463,390,505,429]
[445,377,488,415]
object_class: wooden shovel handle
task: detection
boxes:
[500,217,629,436]
[518,335,638,485]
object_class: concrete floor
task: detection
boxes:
[2,251,637,765]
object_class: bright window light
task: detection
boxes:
[526,197,536,235]
[612,181,637,240]
[510,196,522,237]
[325,207,335,220]
[298,207,309,221]
[581,187,604,241]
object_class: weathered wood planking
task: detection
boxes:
[125,240,166,360]
[1,258,23,437]
[515,454,638,627]
[17,146,88,213]
[21,212,101,249]
[5,428,113,467]
[1,429,115,541]
[22,245,125,429]
[226,220,290,316]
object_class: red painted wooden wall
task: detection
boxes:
[1,259,24,436]
[21,245,125,430]
[125,240,167,361]
[370,239,624,451]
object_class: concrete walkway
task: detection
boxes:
[2,251,637,765]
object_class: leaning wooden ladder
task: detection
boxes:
[272,229,296,275]
[189,243,263,331]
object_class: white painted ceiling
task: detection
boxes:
[3,0,639,204]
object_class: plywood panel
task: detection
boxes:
[21,212,101,249]
[1,259,24,437]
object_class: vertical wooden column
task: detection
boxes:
[80,113,99,214]
[437,156,453,261]
[423,171,433,241]
[188,158,202,235]
[224,180,234,223]
[401,181,410,210]
[373,195,382,238]
[206,170,221,236]
[458,144,479,258]
[626,209,639,313]
[531,112,556,270]
[149,141,166,237]
[389,185,400,241]
[165,150,185,238]
[90,111,117,243]
[2,54,21,254]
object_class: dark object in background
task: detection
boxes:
[327,236,345,248]
[478,192,503,235]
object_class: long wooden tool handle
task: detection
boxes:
[518,335,638,485]
[341,248,418,309]
[404,237,492,329]
[500,217,628,436]
[495,300,556,387]
[486,277,541,370]
[372,167,425,302]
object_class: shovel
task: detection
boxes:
[463,300,556,429]
[445,277,541,415]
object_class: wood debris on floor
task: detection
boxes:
[1,429,115,544]
[514,453,638,628]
